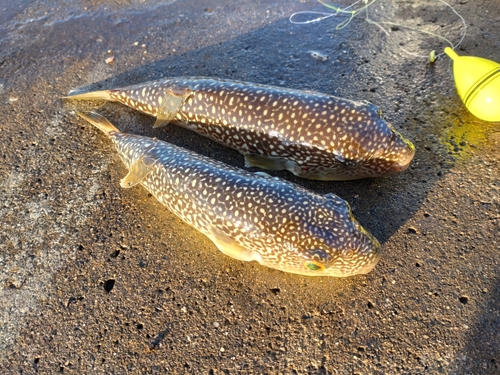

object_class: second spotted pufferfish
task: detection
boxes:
[75,111,382,277]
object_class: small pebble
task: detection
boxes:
[309,51,328,61]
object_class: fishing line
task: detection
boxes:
[289,0,467,62]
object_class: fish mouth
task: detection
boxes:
[390,143,416,173]
[357,249,382,275]
[354,234,382,275]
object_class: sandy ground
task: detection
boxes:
[0,0,498,373]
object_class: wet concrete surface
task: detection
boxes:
[0,0,499,373]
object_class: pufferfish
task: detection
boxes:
[66,77,415,181]
[75,111,381,276]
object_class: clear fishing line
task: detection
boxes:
[289,0,467,62]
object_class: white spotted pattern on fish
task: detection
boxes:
[67,77,415,180]
[76,111,381,277]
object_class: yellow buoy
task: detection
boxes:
[444,47,500,122]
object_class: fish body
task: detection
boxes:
[67,77,415,181]
[76,111,381,277]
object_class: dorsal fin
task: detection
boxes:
[120,157,155,188]
[153,87,192,128]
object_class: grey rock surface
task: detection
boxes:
[0,0,498,373]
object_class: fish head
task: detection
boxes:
[266,193,381,277]
[327,117,416,180]
[379,128,416,174]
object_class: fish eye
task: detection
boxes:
[304,260,325,271]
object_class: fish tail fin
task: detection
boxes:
[76,111,120,135]
[63,89,113,101]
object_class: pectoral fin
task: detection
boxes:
[120,157,155,188]
[244,153,294,171]
[207,229,262,263]
[153,87,192,128]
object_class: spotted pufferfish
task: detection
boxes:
[75,111,381,276]
[66,77,415,181]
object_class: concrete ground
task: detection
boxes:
[0,0,498,373]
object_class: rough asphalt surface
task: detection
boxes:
[0,0,498,373]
